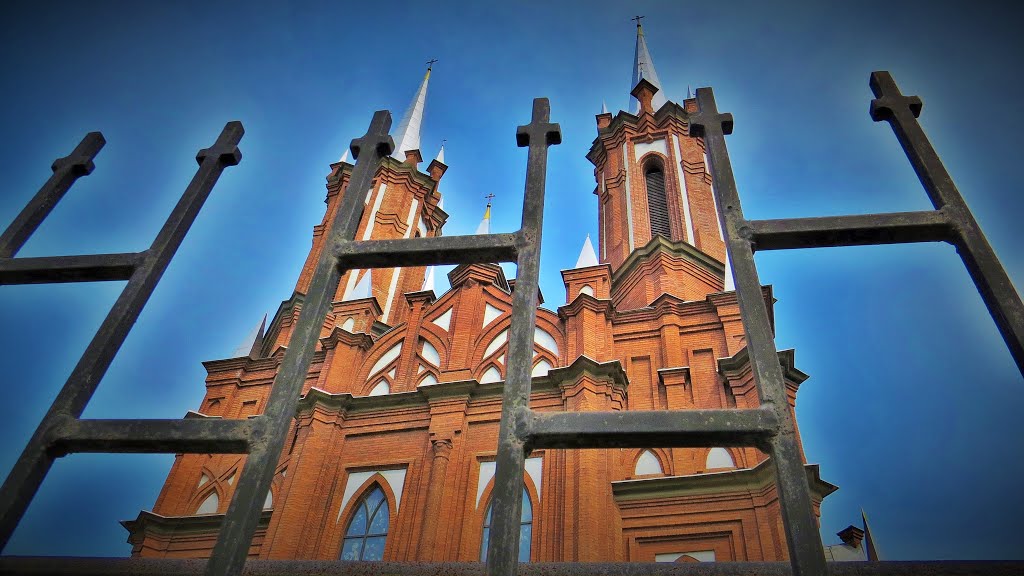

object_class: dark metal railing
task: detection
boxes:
[1,72,1021,576]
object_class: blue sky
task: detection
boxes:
[1,0,1022,561]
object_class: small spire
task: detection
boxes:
[862,509,881,561]
[435,139,446,164]
[339,149,349,163]
[437,195,444,210]
[687,85,692,99]
[475,194,494,235]
[391,61,435,160]
[346,270,373,301]
[422,266,436,292]
[630,18,667,114]
[231,314,266,360]
[601,101,609,114]
[574,235,599,268]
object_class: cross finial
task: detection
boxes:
[484,192,495,205]
[426,58,438,71]
[631,15,644,27]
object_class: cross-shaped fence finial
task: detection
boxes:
[349,110,394,161]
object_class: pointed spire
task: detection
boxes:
[422,266,436,292]
[862,509,880,561]
[339,149,349,163]
[435,139,446,164]
[475,194,494,235]
[687,85,692,99]
[346,270,373,301]
[601,101,609,114]
[574,235,599,268]
[390,60,435,160]
[232,314,266,360]
[630,17,667,114]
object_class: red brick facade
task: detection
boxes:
[124,82,835,563]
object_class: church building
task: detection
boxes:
[123,22,838,563]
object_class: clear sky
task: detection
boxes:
[1,0,1022,561]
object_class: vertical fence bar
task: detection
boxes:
[869,71,1024,374]
[690,89,826,575]
[487,99,560,576]
[204,112,394,576]
[0,122,244,551]
[0,132,105,258]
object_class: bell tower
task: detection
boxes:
[269,63,450,351]
[585,20,731,309]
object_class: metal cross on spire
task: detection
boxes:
[485,192,495,205]
[426,58,438,71]
[631,14,645,27]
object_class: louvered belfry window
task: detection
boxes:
[645,165,671,239]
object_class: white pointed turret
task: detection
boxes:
[474,197,493,235]
[231,314,266,359]
[422,266,436,292]
[435,141,445,164]
[391,64,433,160]
[346,270,373,301]
[601,101,609,114]
[339,149,349,163]
[574,235,599,268]
[630,20,667,114]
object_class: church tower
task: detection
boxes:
[579,18,730,313]
[124,25,834,565]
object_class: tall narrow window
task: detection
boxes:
[645,165,670,239]
[340,485,389,561]
[481,487,532,562]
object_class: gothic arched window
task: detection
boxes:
[480,487,532,562]
[645,164,671,239]
[340,485,390,561]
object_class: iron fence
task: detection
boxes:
[0,73,1021,576]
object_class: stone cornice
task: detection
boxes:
[121,510,272,541]
[376,156,439,195]
[295,357,625,419]
[557,293,614,319]
[611,236,724,289]
[448,263,510,292]
[587,100,691,166]
[548,355,629,392]
[718,347,808,386]
[612,460,837,502]
[319,326,374,351]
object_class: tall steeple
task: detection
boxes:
[630,16,667,114]
[474,194,494,235]
[390,60,436,160]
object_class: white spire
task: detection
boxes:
[346,270,373,301]
[630,21,667,114]
[601,101,609,114]
[422,266,436,292]
[575,235,599,268]
[391,65,433,161]
[474,197,493,235]
[231,314,266,359]
[339,149,349,163]
[435,140,446,164]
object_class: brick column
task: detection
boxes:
[417,436,453,559]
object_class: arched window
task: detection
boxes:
[645,164,670,239]
[340,485,390,561]
[480,487,532,562]
[634,450,664,476]
[706,447,736,469]
[196,491,219,515]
